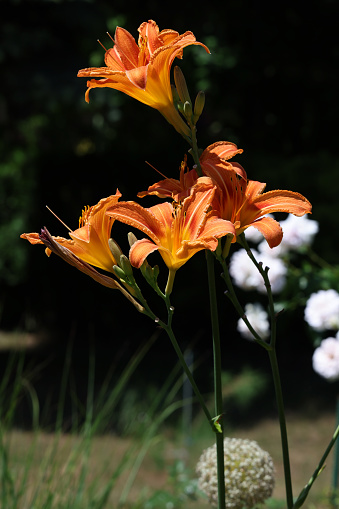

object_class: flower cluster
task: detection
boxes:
[196,437,275,508]
[20,19,312,304]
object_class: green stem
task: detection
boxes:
[206,250,226,509]
[331,395,339,506]
[293,421,339,508]
[268,348,293,508]
[219,236,293,507]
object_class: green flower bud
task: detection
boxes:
[113,265,127,281]
[128,232,138,248]
[193,90,205,124]
[108,238,123,265]
[183,100,193,120]
[173,66,191,104]
[119,254,133,277]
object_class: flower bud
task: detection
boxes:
[183,100,193,120]
[108,238,123,265]
[173,66,191,104]
[127,232,138,248]
[193,90,205,124]
[119,254,134,277]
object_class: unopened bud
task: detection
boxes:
[108,238,123,265]
[183,101,193,119]
[113,265,126,280]
[174,66,191,104]
[119,254,133,277]
[193,91,205,124]
[128,232,138,248]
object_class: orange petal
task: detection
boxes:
[106,201,168,244]
[249,217,283,248]
[200,216,235,241]
[113,26,139,69]
[129,238,159,268]
[253,189,312,216]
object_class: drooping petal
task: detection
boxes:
[129,238,160,268]
[248,217,283,248]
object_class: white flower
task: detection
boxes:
[279,214,318,253]
[229,249,287,294]
[196,437,275,508]
[304,289,339,331]
[312,332,339,381]
[237,303,270,340]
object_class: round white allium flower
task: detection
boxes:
[304,289,339,331]
[312,332,339,381]
[229,249,287,294]
[237,303,270,340]
[196,437,275,508]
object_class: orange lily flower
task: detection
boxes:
[203,167,312,248]
[77,20,210,139]
[135,142,312,249]
[106,179,235,271]
[21,193,121,274]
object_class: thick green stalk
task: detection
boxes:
[206,250,226,509]
[221,236,293,507]
[331,396,339,505]
[268,348,293,508]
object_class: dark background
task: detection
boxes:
[1,0,339,427]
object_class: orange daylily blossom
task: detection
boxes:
[135,142,312,249]
[200,142,312,247]
[202,166,312,248]
[20,194,144,310]
[77,20,210,140]
[106,178,235,271]
[27,228,143,311]
[21,193,122,273]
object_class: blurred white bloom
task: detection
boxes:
[196,437,275,508]
[229,249,287,294]
[312,332,339,381]
[279,214,318,252]
[237,303,270,340]
[304,289,339,331]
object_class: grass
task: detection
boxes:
[1,410,337,508]
[0,347,338,508]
